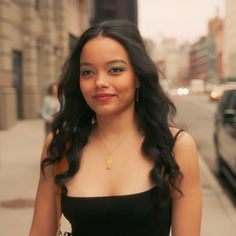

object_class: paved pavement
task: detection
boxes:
[0,119,236,235]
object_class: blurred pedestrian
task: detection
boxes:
[29,20,202,236]
[41,82,60,136]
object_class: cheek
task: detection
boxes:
[119,79,136,97]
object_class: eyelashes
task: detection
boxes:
[80,70,94,76]
[80,67,125,78]
[108,67,125,73]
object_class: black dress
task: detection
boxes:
[62,186,172,236]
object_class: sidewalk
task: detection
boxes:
[0,120,236,235]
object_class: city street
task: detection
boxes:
[0,94,236,235]
[174,93,236,204]
[174,93,218,171]
[0,0,235,235]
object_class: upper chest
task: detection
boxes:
[65,137,155,197]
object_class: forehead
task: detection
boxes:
[80,36,130,63]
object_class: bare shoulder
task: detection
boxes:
[170,127,197,153]
[169,130,202,235]
[170,128,201,199]
[170,127,199,171]
[29,132,58,235]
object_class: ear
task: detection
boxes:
[136,78,141,88]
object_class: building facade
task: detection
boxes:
[0,0,92,129]
[189,10,224,87]
[189,36,209,83]
[157,38,178,88]
[157,38,190,88]
[224,0,236,78]
[177,43,190,86]
[91,0,138,25]
[208,9,224,82]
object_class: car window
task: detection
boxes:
[228,90,236,110]
[218,90,232,112]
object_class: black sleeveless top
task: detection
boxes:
[62,186,172,236]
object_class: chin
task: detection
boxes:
[91,100,135,117]
[94,109,117,117]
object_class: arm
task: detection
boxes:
[29,134,58,236]
[171,132,202,236]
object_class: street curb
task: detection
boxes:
[199,156,236,227]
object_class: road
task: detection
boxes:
[173,93,236,204]
[173,93,217,171]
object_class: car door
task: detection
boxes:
[218,90,236,174]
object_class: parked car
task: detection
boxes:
[209,83,236,102]
[214,89,236,190]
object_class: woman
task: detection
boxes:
[41,82,60,136]
[29,20,202,236]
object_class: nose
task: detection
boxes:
[95,73,109,88]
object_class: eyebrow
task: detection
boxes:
[106,59,127,65]
[80,59,127,67]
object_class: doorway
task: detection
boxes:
[12,50,23,119]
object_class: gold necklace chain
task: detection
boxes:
[97,129,133,170]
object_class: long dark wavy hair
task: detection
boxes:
[41,20,183,196]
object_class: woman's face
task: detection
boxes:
[79,36,138,117]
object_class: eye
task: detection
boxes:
[109,67,124,74]
[80,69,94,77]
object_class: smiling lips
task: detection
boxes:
[93,93,115,102]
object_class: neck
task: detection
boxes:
[95,109,139,139]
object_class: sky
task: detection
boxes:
[138,0,225,44]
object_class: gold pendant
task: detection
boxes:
[106,155,112,170]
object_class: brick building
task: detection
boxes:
[0,0,92,129]
[208,9,224,82]
[189,36,209,82]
